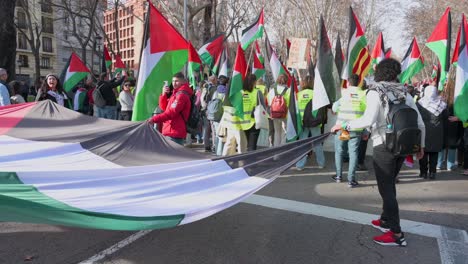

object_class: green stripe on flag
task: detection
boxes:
[0,172,184,230]
[64,72,88,92]
[454,82,468,122]
[426,40,448,89]
[400,60,424,84]
[133,49,188,121]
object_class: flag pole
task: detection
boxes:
[183,0,188,78]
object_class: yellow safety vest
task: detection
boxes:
[222,90,258,131]
[297,89,314,121]
[255,84,266,95]
[463,122,468,128]
[337,86,366,131]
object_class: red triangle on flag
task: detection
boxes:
[427,7,451,42]
[103,45,112,61]
[114,54,126,69]
[233,44,247,78]
[149,2,188,54]
[188,42,202,64]
[69,53,90,73]
[351,8,365,38]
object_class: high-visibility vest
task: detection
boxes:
[222,90,258,130]
[463,122,468,128]
[297,89,314,120]
[255,84,266,95]
[240,90,258,130]
[337,86,366,131]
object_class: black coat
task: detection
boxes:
[417,103,448,152]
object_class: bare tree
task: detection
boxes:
[0,0,17,80]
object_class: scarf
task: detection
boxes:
[368,81,407,108]
[47,90,65,106]
[418,85,447,116]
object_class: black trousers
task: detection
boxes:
[358,137,369,165]
[244,126,260,151]
[419,152,438,173]
[119,111,132,121]
[203,115,212,150]
[373,144,404,233]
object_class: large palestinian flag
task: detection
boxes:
[453,14,468,122]
[0,101,329,230]
[342,7,370,86]
[313,16,339,112]
[198,33,225,67]
[133,3,188,121]
[230,44,247,117]
[241,9,264,50]
[370,32,386,74]
[400,37,424,84]
[252,45,265,80]
[265,33,290,85]
[60,52,90,93]
[426,7,451,90]
[188,42,202,88]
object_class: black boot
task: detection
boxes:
[429,172,436,180]
[419,172,427,179]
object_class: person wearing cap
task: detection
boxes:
[0,68,11,106]
[35,74,71,108]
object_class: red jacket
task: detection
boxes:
[151,83,192,139]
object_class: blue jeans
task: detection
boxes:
[437,148,457,169]
[96,105,117,120]
[296,127,325,168]
[335,131,361,182]
[166,136,184,145]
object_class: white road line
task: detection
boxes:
[244,194,468,264]
[77,230,152,264]
[78,194,467,264]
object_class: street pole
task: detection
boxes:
[183,0,188,78]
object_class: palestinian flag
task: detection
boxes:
[241,9,264,50]
[229,44,247,117]
[307,54,315,79]
[255,40,264,64]
[426,7,451,90]
[60,52,90,93]
[400,37,424,84]
[431,62,440,83]
[73,87,88,112]
[103,45,112,72]
[453,14,468,122]
[265,33,290,85]
[335,34,344,76]
[212,47,228,77]
[132,3,188,121]
[342,7,370,86]
[198,33,224,66]
[252,47,265,80]
[385,48,392,58]
[0,100,329,231]
[286,38,291,59]
[286,78,302,142]
[114,54,126,74]
[313,16,339,112]
[188,42,202,88]
[370,32,386,74]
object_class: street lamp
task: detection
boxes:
[95,35,103,75]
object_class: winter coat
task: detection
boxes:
[417,103,448,152]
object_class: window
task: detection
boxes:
[18,33,28,50]
[41,0,53,13]
[42,16,54,33]
[42,37,53,52]
[40,57,51,69]
[18,55,29,67]
[17,11,27,29]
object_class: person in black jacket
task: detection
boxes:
[416,85,448,180]
[95,73,125,119]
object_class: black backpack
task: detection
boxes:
[177,90,201,134]
[373,87,421,156]
[303,101,324,128]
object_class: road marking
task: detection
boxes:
[77,230,152,264]
[244,194,468,264]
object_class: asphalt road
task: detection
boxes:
[1,149,468,264]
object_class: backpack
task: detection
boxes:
[177,90,201,134]
[270,86,288,118]
[92,84,106,108]
[303,101,324,128]
[200,83,214,111]
[206,91,224,122]
[372,87,421,156]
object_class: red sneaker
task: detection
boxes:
[371,219,390,233]
[373,231,407,247]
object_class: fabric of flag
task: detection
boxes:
[132,3,188,121]
[212,47,228,77]
[0,100,330,231]
[252,47,265,80]
[241,9,264,50]
[265,33,290,85]
[254,41,264,64]
[335,34,344,76]
[431,63,440,83]
[286,38,291,59]
[385,48,392,58]
[453,14,468,122]
[286,78,302,142]
[103,45,112,72]
[230,44,247,116]
[426,7,451,90]
[370,32,386,74]
[60,52,90,93]
[313,16,339,112]
[400,37,424,84]
[342,7,370,86]
[114,54,126,74]
[198,33,225,67]
[188,42,202,89]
